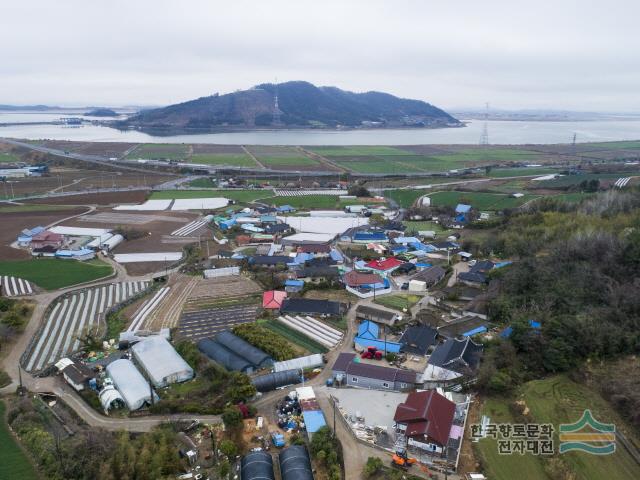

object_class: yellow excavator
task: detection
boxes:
[391,449,432,476]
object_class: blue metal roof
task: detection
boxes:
[357,320,379,340]
[354,232,388,241]
[285,279,304,287]
[277,205,296,212]
[455,204,472,213]
[302,410,326,433]
[462,326,487,337]
[353,336,401,353]
[330,249,344,262]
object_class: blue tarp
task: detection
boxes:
[354,232,388,242]
[294,253,315,264]
[285,279,304,287]
[415,262,432,269]
[394,236,420,244]
[357,320,379,340]
[455,204,472,213]
[219,219,236,230]
[494,261,513,269]
[462,326,487,337]
[500,319,541,338]
[455,214,467,223]
[330,249,344,262]
[389,245,408,254]
[302,410,326,433]
[353,337,402,353]
[260,215,277,223]
[277,205,296,213]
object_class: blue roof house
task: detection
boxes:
[358,320,379,340]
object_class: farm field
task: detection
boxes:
[22,281,150,373]
[259,195,377,210]
[374,294,420,311]
[0,152,20,163]
[427,191,539,210]
[536,173,635,188]
[190,153,257,167]
[261,319,328,354]
[0,258,113,290]
[308,146,414,156]
[150,189,273,203]
[177,304,258,342]
[0,203,78,213]
[384,188,431,208]
[402,220,450,235]
[0,401,39,480]
[246,146,321,169]
[487,167,560,178]
[477,375,640,480]
[126,143,190,160]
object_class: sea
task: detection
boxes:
[0,111,639,145]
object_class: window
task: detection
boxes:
[400,383,406,388]
[382,382,390,388]
[352,377,358,383]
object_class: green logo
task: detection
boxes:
[559,410,615,455]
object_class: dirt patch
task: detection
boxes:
[21,190,148,206]
[0,207,88,260]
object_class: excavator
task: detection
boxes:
[391,449,432,477]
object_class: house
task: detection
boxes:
[249,255,292,266]
[363,257,403,274]
[17,226,45,247]
[30,231,63,250]
[400,325,438,356]
[31,245,58,257]
[429,241,459,252]
[284,279,304,293]
[428,337,483,374]
[357,320,379,340]
[265,223,291,234]
[329,249,344,264]
[332,353,416,391]
[382,221,406,232]
[263,290,287,309]
[342,271,385,289]
[458,260,495,286]
[353,231,389,243]
[281,298,343,316]
[411,265,446,287]
[393,390,456,452]
[354,321,402,354]
[296,266,340,282]
[55,358,95,391]
[455,204,472,223]
[298,244,331,255]
[395,262,417,275]
[355,305,398,327]
[55,248,96,261]
[276,205,296,213]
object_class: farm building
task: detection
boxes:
[251,369,301,392]
[241,451,275,480]
[277,315,343,349]
[249,255,291,266]
[55,248,96,261]
[393,390,456,452]
[281,232,335,246]
[279,446,314,480]
[216,331,273,368]
[273,353,324,373]
[101,234,124,251]
[427,337,483,381]
[30,231,63,250]
[263,290,287,309]
[16,226,45,246]
[458,260,495,286]
[284,279,304,293]
[331,353,415,391]
[411,265,446,287]
[281,298,343,316]
[352,231,389,243]
[131,336,194,388]
[99,385,125,414]
[198,338,254,373]
[106,359,159,411]
[363,257,403,274]
[355,304,398,327]
[55,358,95,391]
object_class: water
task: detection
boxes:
[0,113,639,145]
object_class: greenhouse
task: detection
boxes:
[273,354,324,373]
[197,338,254,373]
[131,336,194,388]
[279,446,314,480]
[215,331,273,368]
[251,369,301,392]
[241,451,275,480]
[106,359,159,411]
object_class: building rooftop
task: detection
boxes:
[393,390,456,446]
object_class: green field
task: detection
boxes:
[0,401,39,480]
[374,294,420,311]
[126,143,190,160]
[0,204,77,213]
[384,189,431,208]
[150,189,273,202]
[477,376,640,480]
[0,258,113,290]
[260,195,377,210]
[0,152,20,163]
[258,155,320,167]
[402,220,450,235]
[487,167,559,178]
[262,320,328,353]
[428,191,539,210]
[333,158,426,174]
[538,173,633,188]
[189,153,257,167]
[309,146,413,156]
[246,146,321,168]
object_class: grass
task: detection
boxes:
[0,152,20,163]
[427,191,539,210]
[384,189,431,208]
[262,320,328,354]
[150,189,273,202]
[402,220,450,234]
[260,195,377,210]
[0,258,112,290]
[477,376,640,480]
[258,156,320,167]
[308,146,413,156]
[0,401,39,480]
[333,158,426,174]
[487,167,559,178]
[126,143,190,160]
[538,173,633,188]
[189,153,257,167]
[374,294,420,311]
[0,204,77,213]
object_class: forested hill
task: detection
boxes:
[120,81,460,130]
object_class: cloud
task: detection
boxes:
[1,0,638,111]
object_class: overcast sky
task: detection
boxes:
[2,0,639,111]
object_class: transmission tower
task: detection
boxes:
[479,102,489,146]
[272,79,282,126]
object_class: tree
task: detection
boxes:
[363,456,383,478]
[222,406,243,429]
[219,439,237,459]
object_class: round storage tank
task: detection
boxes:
[279,445,313,480]
[241,451,275,480]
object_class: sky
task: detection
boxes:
[1,0,639,112]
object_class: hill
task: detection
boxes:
[85,107,118,117]
[119,81,460,130]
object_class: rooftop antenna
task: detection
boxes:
[272,77,282,126]
[479,102,490,146]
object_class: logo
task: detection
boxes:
[559,410,616,455]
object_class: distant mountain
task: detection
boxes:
[85,107,118,117]
[120,81,460,130]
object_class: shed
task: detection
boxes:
[241,451,275,480]
[302,410,327,437]
[215,331,273,368]
[251,369,301,392]
[357,320,379,340]
[279,446,314,480]
[131,336,194,388]
[197,338,254,373]
[106,359,159,411]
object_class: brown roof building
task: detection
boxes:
[394,390,456,448]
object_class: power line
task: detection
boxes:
[479,102,490,146]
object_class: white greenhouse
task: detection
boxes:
[131,336,194,388]
[106,359,159,411]
[273,354,324,373]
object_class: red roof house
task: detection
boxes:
[30,231,63,250]
[364,257,403,272]
[262,290,287,309]
[393,390,456,448]
[343,270,384,287]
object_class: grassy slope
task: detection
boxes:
[477,376,640,480]
[0,258,112,290]
[0,401,39,480]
